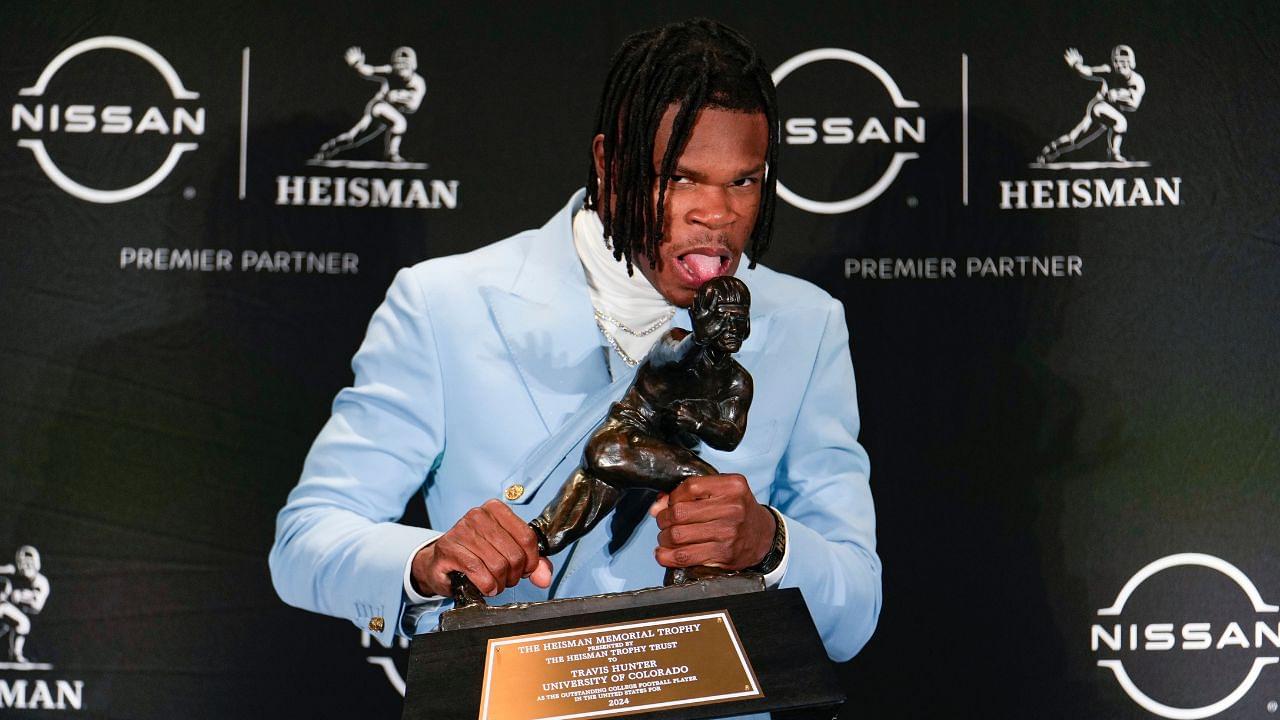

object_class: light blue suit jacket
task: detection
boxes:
[270,191,881,666]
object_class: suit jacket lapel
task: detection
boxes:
[482,193,611,435]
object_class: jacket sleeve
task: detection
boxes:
[269,267,446,647]
[772,298,881,662]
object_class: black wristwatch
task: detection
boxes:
[749,506,787,575]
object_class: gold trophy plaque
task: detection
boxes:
[478,610,761,720]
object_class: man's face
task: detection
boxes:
[694,303,750,353]
[16,555,35,578]
[595,105,768,308]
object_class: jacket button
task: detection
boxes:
[368,616,385,633]
[504,484,525,501]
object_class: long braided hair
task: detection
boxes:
[584,18,779,273]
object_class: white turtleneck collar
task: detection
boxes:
[572,208,675,367]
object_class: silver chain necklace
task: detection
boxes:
[592,307,675,367]
[592,307,674,337]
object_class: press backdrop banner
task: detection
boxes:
[1,2,1278,718]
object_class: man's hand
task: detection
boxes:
[411,499,552,598]
[1064,47,1083,68]
[649,475,775,570]
[344,46,365,67]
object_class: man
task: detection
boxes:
[271,19,880,671]
[1038,45,1145,163]
[313,46,426,163]
[0,546,49,663]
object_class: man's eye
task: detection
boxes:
[668,175,692,185]
[732,177,761,188]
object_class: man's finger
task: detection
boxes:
[529,557,553,588]
[479,517,531,589]
[656,500,738,531]
[483,500,542,576]
[463,531,515,596]
[657,518,732,548]
[648,493,669,518]
[482,507,548,590]
[655,541,729,569]
[439,542,499,597]
[667,476,718,504]
[666,473,750,508]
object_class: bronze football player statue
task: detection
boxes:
[450,276,753,607]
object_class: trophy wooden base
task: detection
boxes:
[402,578,844,720]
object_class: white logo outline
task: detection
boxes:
[1096,553,1279,720]
[14,35,202,204]
[771,48,920,215]
[19,36,199,100]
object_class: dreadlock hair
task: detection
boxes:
[584,18,780,274]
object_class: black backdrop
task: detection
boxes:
[2,2,1278,718]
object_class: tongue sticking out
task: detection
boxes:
[682,253,724,284]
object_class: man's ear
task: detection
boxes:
[591,134,606,186]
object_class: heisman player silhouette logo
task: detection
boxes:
[1034,45,1148,169]
[0,546,51,670]
[310,46,428,170]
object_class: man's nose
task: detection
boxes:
[686,187,736,229]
